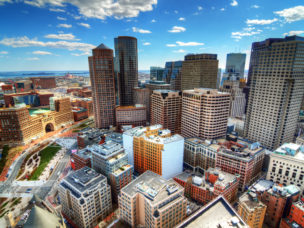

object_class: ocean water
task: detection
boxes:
[0,71,90,78]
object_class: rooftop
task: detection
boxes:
[183,88,230,96]
[176,196,248,228]
[239,192,266,211]
[121,170,183,205]
[28,108,51,116]
[72,148,92,160]
[88,141,124,157]
[273,143,304,161]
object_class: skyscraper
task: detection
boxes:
[181,54,218,90]
[244,36,304,150]
[114,36,138,106]
[88,43,116,129]
[225,53,246,78]
[151,90,182,134]
[150,66,164,81]
[181,88,230,139]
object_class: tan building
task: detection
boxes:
[220,80,246,117]
[238,192,266,228]
[133,87,150,121]
[181,88,230,139]
[245,36,304,150]
[88,43,116,129]
[151,90,182,134]
[181,54,218,90]
[118,170,187,228]
[115,105,146,128]
[0,97,73,146]
[58,167,112,228]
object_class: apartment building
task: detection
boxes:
[115,105,147,128]
[281,200,304,228]
[118,171,187,228]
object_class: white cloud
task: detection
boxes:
[0,36,95,55]
[274,6,304,23]
[22,0,157,20]
[151,19,156,23]
[198,6,203,11]
[78,22,90,28]
[45,33,79,40]
[168,26,186,33]
[176,41,204,46]
[49,8,65,12]
[173,49,186,53]
[230,0,238,7]
[243,27,256,31]
[71,52,89,56]
[231,30,262,40]
[132,27,151,34]
[220,8,225,11]
[166,44,177,47]
[143,42,151,46]
[57,16,66,20]
[0,0,12,6]
[32,50,52,55]
[57,23,72,28]
[26,57,39,61]
[283,30,304,36]
[251,5,260,9]
[246,18,278,25]
[0,51,8,54]
[178,17,185,21]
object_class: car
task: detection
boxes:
[25,188,32,193]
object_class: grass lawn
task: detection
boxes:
[0,145,9,175]
[29,145,61,180]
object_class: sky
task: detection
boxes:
[0,0,303,71]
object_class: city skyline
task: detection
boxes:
[0,0,303,71]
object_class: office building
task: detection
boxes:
[133,87,150,121]
[266,143,304,195]
[174,168,239,205]
[71,98,93,116]
[176,195,248,228]
[238,192,267,228]
[114,36,138,106]
[181,88,230,139]
[77,128,109,149]
[162,61,183,90]
[244,36,304,150]
[90,141,133,201]
[115,105,146,129]
[31,77,56,89]
[145,80,171,94]
[71,148,92,171]
[88,43,116,129]
[219,80,246,117]
[123,125,184,179]
[217,68,221,89]
[0,97,73,146]
[181,54,218,90]
[58,167,112,228]
[281,200,304,228]
[150,66,165,81]
[15,80,33,93]
[119,171,187,228]
[151,90,182,134]
[225,53,246,79]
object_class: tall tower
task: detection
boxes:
[244,36,304,150]
[88,43,116,129]
[151,90,182,134]
[114,36,138,106]
[181,54,218,90]
[181,88,230,139]
[225,53,246,78]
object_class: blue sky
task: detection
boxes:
[0,0,303,71]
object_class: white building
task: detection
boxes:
[266,143,304,195]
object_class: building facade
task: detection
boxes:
[225,53,246,79]
[281,200,304,228]
[31,77,56,89]
[181,88,230,139]
[115,105,146,129]
[133,87,150,121]
[114,36,138,106]
[119,171,187,228]
[244,36,304,150]
[150,66,165,81]
[88,43,116,129]
[151,90,182,134]
[181,54,218,90]
[162,61,183,90]
[58,167,112,228]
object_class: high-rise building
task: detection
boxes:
[181,54,218,90]
[281,200,304,228]
[150,66,165,81]
[238,192,267,228]
[151,90,182,134]
[244,36,304,150]
[89,141,133,202]
[162,61,183,90]
[266,143,304,196]
[123,125,184,179]
[225,53,246,79]
[219,80,246,117]
[181,88,230,139]
[119,170,187,228]
[114,36,138,106]
[115,105,147,129]
[133,87,150,121]
[58,167,112,228]
[88,43,116,129]
[145,80,171,94]
[174,167,239,205]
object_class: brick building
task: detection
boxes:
[4,91,53,107]
[1,84,14,94]
[31,77,56,89]
[115,105,147,129]
[71,149,92,170]
[72,108,89,122]
[132,87,150,121]
[174,168,239,205]
[71,98,93,116]
[281,199,304,228]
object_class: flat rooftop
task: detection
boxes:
[239,192,266,211]
[121,170,183,205]
[183,88,230,96]
[176,196,248,228]
[273,143,304,161]
[29,108,51,116]
[88,141,124,157]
